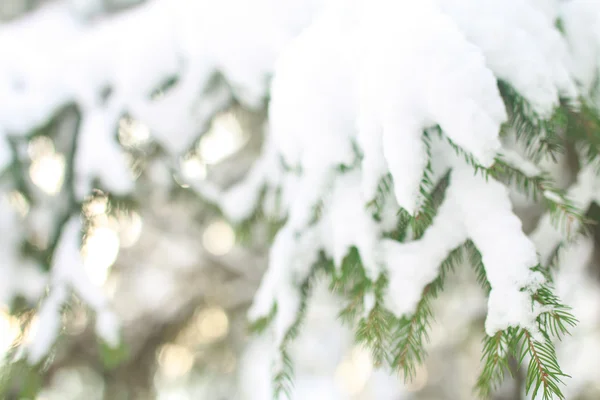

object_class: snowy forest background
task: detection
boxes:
[1,0,600,399]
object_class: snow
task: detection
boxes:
[248,226,307,346]
[3,0,600,393]
[382,148,549,335]
[229,0,576,346]
[27,286,68,364]
[0,0,324,171]
[357,0,505,213]
[324,172,383,281]
[436,0,577,117]
[530,165,597,264]
[191,133,286,224]
[0,201,48,306]
[268,1,357,230]
[542,189,563,204]
[75,109,134,198]
[497,148,542,177]
[550,236,600,399]
[26,217,120,361]
[451,161,544,336]
[560,0,600,96]
[240,281,410,399]
[383,174,467,316]
[0,0,326,363]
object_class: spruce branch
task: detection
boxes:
[235,187,286,245]
[532,284,578,341]
[333,247,370,323]
[367,173,394,219]
[476,330,512,398]
[368,129,449,241]
[469,238,574,400]
[487,158,585,235]
[465,240,492,294]
[391,245,462,379]
[272,261,327,399]
[329,248,393,365]
[356,307,392,366]
[393,168,450,242]
[519,329,569,400]
[392,306,430,381]
[565,101,600,169]
[544,243,567,283]
[413,129,435,218]
[498,81,566,163]
[355,278,393,367]
[274,349,295,400]
[442,131,487,172]
[249,303,278,334]
[540,225,589,281]
[477,325,570,400]
[475,274,575,400]
[411,167,451,240]
[235,186,268,243]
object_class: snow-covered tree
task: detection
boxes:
[2,0,600,399]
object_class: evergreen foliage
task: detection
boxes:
[245,86,600,400]
[3,2,600,400]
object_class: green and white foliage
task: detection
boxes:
[0,0,321,372]
[2,0,600,399]
[207,1,600,399]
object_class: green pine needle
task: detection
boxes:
[498,81,566,163]
[476,330,512,398]
[532,285,578,341]
[391,245,462,379]
[249,303,278,334]
[249,81,590,400]
[356,305,393,366]
[565,101,600,170]
[465,241,492,294]
[475,279,576,400]
[272,261,327,398]
[520,330,569,400]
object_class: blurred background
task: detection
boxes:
[1,1,600,399]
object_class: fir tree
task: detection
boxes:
[2,0,600,399]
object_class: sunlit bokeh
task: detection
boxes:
[179,155,207,181]
[197,112,247,165]
[28,136,65,195]
[175,307,230,348]
[83,196,142,251]
[82,227,120,286]
[334,345,373,395]
[118,117,150,148]
[158,344,195,379]
[27,136,54,160]
[195,307,229,344]
[202,220,235,256]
